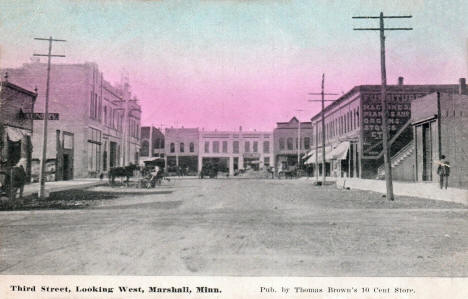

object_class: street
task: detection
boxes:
[0,178,466,276]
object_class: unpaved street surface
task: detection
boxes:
[0,179,467,276]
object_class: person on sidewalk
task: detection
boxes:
[11,160,27,199]
[436,155,450,189]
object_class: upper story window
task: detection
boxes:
[304,137,310,149]
[222,141,228,153]
[233,141,239,153]
[103,106,107,125]
[279,138,285,150]
[253,141,258,153]
[204,141,210,153]
[287,137,293,150]
[263,141,270,153]
[141,140,149,157]
[170,142,175,153]
[190,142,194,152]
[180,142,185,153]
[213,141,219,153]
[244,141,250,153]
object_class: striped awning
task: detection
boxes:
[329,141,350,160]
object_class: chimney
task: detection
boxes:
[398,76,404,85]
[459,78,467,95]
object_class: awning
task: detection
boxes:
[6,126,31,142]
[305,147,333,164]
[304,151,316,165]
[302,149,314,160]
[329,141,350,160]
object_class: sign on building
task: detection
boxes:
[22,112,60,120]
[361,92,424,158]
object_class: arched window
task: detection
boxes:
[180,142,184,153]
[287,137,293,150]
[189,142,194,152]
[170,142,175,153]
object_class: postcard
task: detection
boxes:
[0,0,467,298]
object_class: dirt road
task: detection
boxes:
[0,179,466,276]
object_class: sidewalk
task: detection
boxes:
[336,178,468,205]
[23,179,106,197]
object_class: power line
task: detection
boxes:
[33,36,66,199]
[352,12,412,201]
[308,73,339,185]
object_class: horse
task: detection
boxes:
[108,164,138,185]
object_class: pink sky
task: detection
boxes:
[1,0,467,131]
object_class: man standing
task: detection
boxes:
[437,155,450,189]
[11,160,27,199]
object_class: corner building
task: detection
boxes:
[4,62,141,180]
[307,78,460,179]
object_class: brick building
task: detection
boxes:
[164,127,199,175]
[411,85,468,188]
[0,75,37,182]
[4,62,141,180]
[273,117,313,172]
[306,78,460,179]
[140,126,164,164]
[199,128,273,176]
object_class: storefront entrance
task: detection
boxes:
[422,123,433,181]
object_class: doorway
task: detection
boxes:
[422,122,433,181]
[110,142,117,168]
[62,152,73,180]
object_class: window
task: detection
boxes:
[287,138,293,150]
[279,138,285,150]
[253,141,258,153]
[213,141,219,153]
[170,143,175,153]
[190,142,194,152]
[233,141,239,153]
[304,137,310,149]
[205,141,210,153]
[180,142,184,153]
[222,141,228,153]
[103,106,107,125]
[244,141,250,152]
[141,140,149,157]
[295,138,299,149]
[263,141,270,153]
[90,91,95,119]
[87,127,101,173]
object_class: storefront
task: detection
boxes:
[0,79,37,183]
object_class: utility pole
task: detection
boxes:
[353,12,412,201]
[309,74,338,185]
[33,36,66,199]
[295,109,305,168]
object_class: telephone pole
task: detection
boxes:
[309,74,339,185]
[353,12,412,201]
[295,109,305,167]
[33,36,66,199]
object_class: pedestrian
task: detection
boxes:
[11,160,27,199]
[436,155,450,189]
